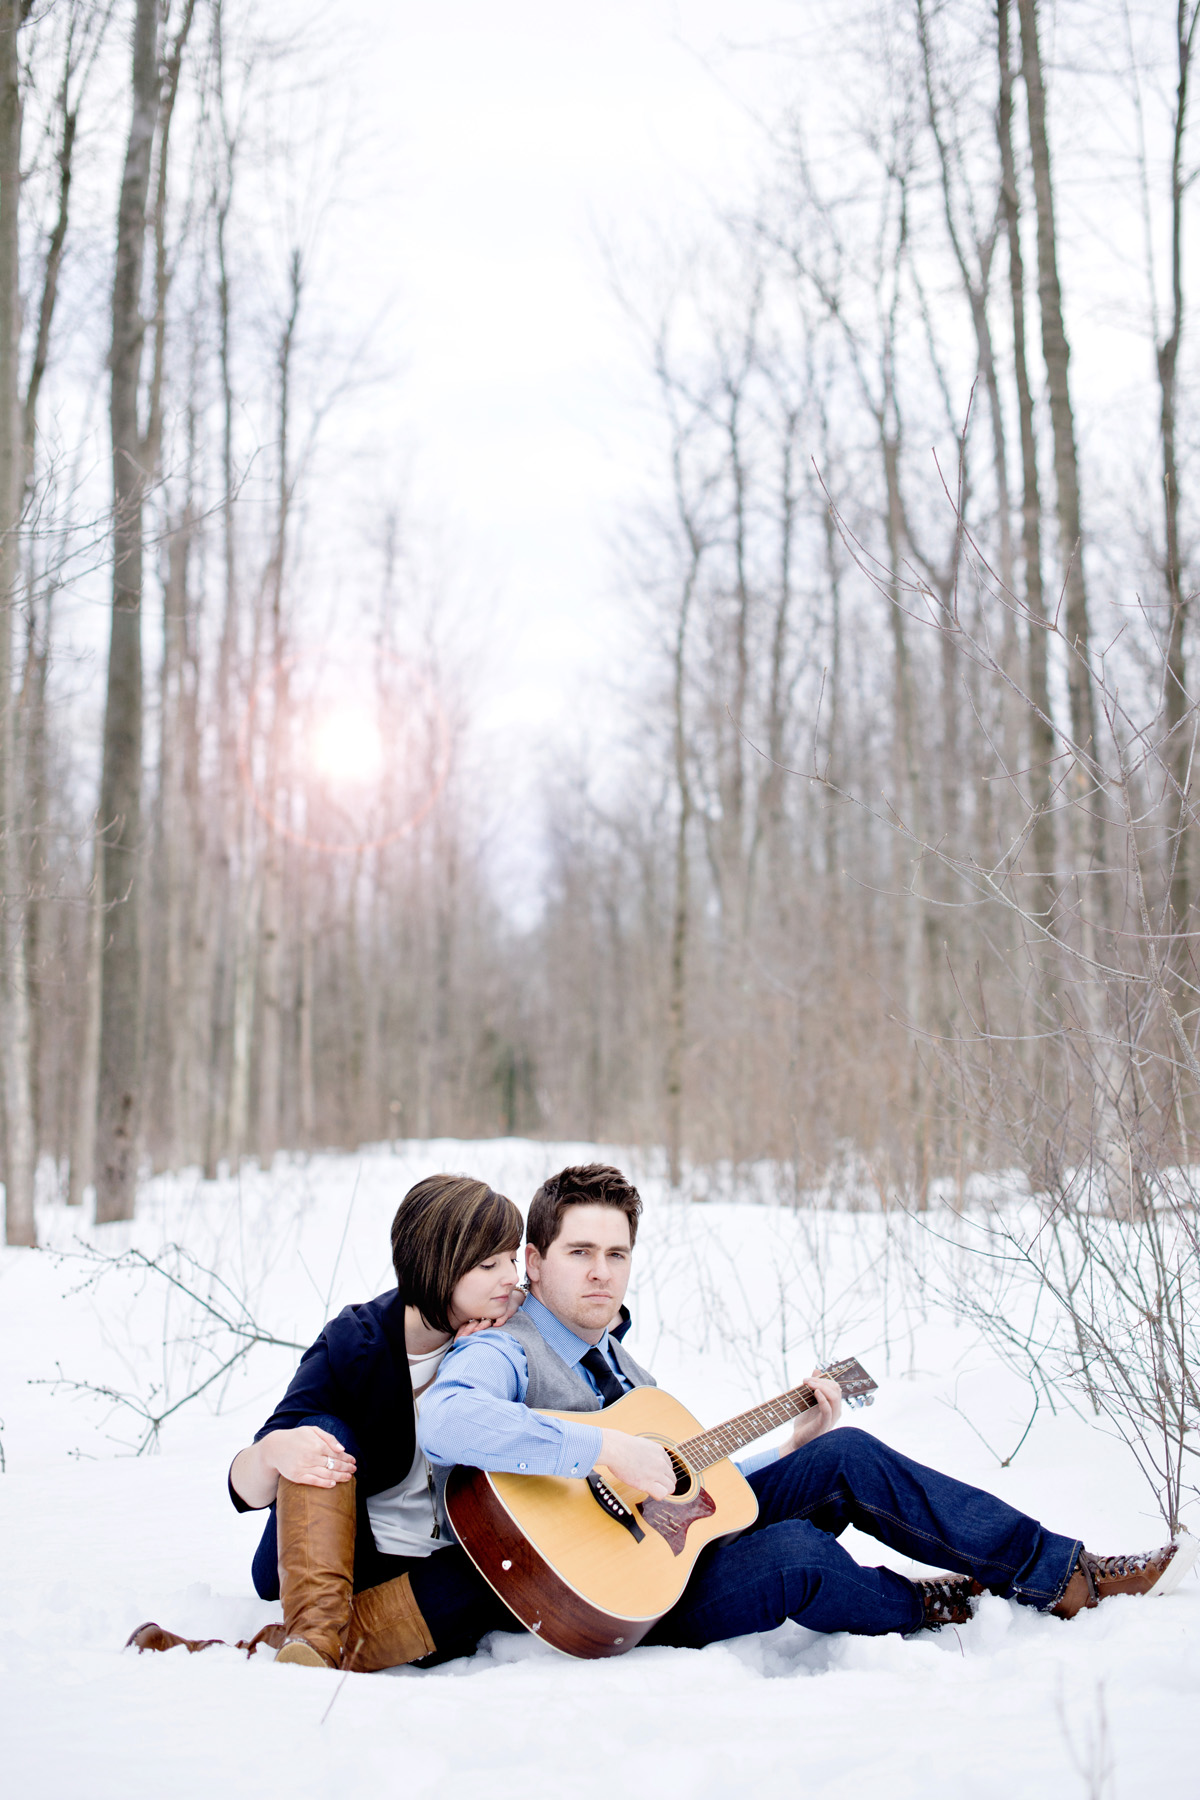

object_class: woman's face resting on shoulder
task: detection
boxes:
[447,1249,520,1335]
[392,1173,526,1349]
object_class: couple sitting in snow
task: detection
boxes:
[130,1164,1194,1670]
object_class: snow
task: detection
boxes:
[1,1139,1196,1799]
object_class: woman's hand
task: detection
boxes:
[454,1287,526,1339]
[781,1371,843,1457]
[269,1426,357,1488]
[229,1427,356,1507]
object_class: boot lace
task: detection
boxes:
[915,1574,981,1627]
[1077,1544,1171,1599]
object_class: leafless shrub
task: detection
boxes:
[30,1241,306,1452]
[1056,1678,1116,1800]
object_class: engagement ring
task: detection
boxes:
[325,1456,334,1470]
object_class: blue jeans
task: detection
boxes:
[249,1414,520,1663]
[648,1426,1082,1644]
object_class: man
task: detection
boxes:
[418,1162,1195,1647]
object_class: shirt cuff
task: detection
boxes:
[551,1420,604,1478]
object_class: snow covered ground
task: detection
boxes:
[1,1139,1196,1800]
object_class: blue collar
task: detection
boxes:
[521,1292,615,1371]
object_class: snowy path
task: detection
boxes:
[1,1141,1195,1799]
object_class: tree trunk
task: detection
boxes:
[0,0,35,1246]
[22,61,75,478]
[157,511,192,1167]
[917,0,1013,600]
[94,0,158,1223]
[1160,3,1200,932]
[204,64,240,1174]
[883,427,928,1204]
[666,561,696,1188]
[1017,0,1100,855]
[999,0,1056,925]
[22,594,50,1158]
[297,858,315,1144]
[66,829,102,1206]
[256,250,302,1164]
[226,816,261,1164]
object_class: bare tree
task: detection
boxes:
[1155,3,1200,932]
[255,248,302,1165]
[94,0,161,1223]
[0,0,34,1246]
[998,0,1056,928]
[1016,0,1100,856]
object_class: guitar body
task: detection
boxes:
[445,1386,759,1660]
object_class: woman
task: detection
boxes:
[133,1174,528,1670]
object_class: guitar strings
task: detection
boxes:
[676,1359,870,1472]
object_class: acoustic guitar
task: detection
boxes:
[445,1355,877,1659]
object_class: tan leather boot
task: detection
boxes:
[275,1475,357,1668]
[342,1573,436,1672]
[126,1621,225,1654]
[125,1621,287,1656]
[1053,1535,1198,1619]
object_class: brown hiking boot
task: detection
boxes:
[912,1574,983,1630]
[1053,1534,1199,1619]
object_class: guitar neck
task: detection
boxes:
[679,1383,821,1472]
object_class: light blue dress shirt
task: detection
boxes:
[418,1293,779,1479]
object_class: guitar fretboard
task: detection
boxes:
[678,1383,820,1472]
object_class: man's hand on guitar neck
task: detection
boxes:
[595,1370,842,1497]
[782,1371,843,1458]
[596,1430,676,1500]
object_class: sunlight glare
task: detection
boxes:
[309,708,385,787]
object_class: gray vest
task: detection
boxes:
[428,1308,655,1542]
[500,1307,657,1408]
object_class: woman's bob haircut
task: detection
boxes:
[390,1174,523,1334]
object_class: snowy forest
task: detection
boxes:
[5,5,1200,1796]
[0,0,1197,1249]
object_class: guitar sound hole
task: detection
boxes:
[668,1451,692,1497]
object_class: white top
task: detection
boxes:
[365,1341,451,1559]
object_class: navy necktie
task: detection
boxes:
[580,1344,625,1407]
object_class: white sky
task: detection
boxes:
[336,1,803,744]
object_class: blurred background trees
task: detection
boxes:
[3,0,1200,1242]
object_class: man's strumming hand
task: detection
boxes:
[782,1371,843,1457]
[596,1430,676,1500]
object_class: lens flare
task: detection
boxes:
[240,650,450,856]
[308,709,385,786]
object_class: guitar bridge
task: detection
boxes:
[586,1473,645,1543]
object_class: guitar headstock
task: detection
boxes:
[819,1356,877,1408]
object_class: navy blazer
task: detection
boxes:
[230,1287,415,1512]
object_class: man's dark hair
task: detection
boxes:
[391,1174,522,1333]
[526,1163,642,1256]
